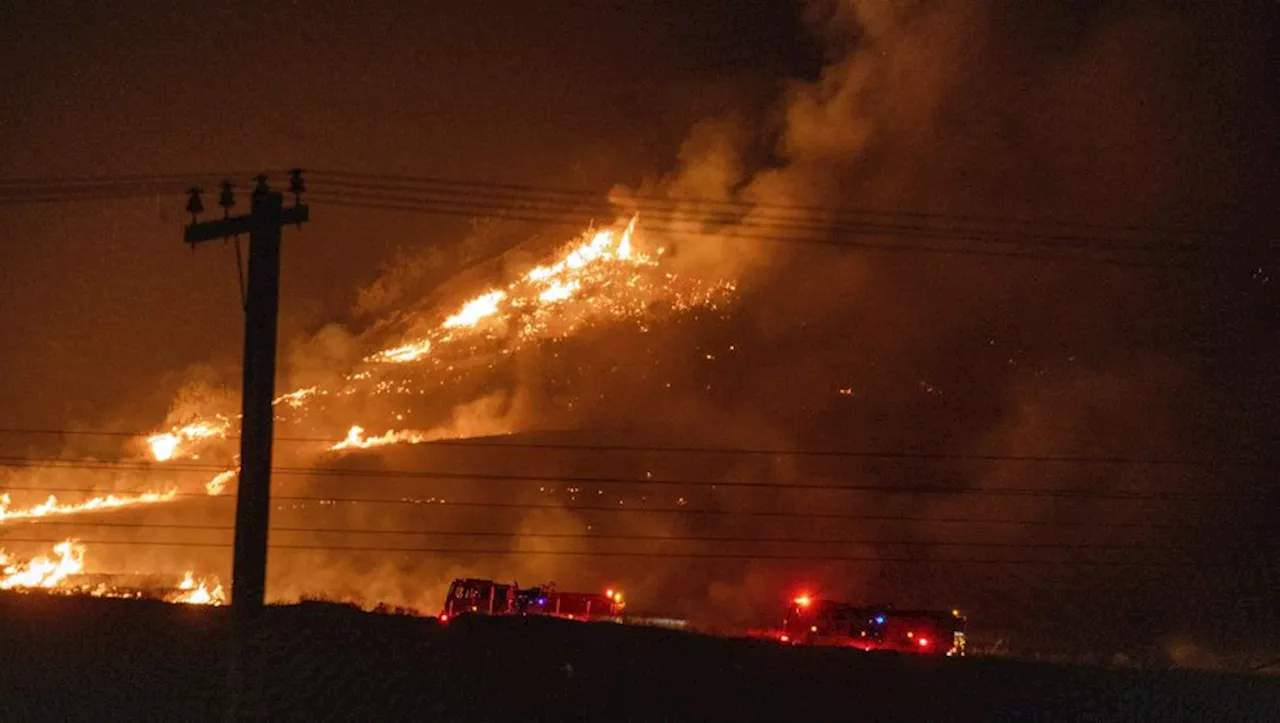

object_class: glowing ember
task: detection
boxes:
[0,490,179,525]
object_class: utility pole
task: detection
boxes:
[184,171,308,722]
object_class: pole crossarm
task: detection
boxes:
[184,204,309,244]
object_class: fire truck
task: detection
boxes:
[778,595,966,657]
[439,578,624,622]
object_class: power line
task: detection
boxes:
[0,169,1227,240]
[0,427,1256,468]
[306,183,1245,258]
[0,171,285,187]
[306,169,1230,240]
[0,521,1241,552]
[306,195,1211,270]
[0,488,1240,529]
[0,173,1251,268]
[0,171,293,207]
[0,536,1226,566]
[0,456,1262,501]
[0,188,188,206]
[3,171,1264,267]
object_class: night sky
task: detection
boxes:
[1,1,1277,663]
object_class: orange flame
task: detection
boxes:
[204,470,235,496]
[166,571,227,605]
[1,541,226,605]
[0,539,85,589]
[442,290,507,329]
[0,490,179,525]
[330,425,430,452]
[147,419,232,462]
[144,215,736,469]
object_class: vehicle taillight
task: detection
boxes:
[918,637,929,647]
[440,613,449,623]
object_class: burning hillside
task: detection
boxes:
[0,214,738,603]
[142,214,733,463]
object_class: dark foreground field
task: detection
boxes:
[0,594,1276,722]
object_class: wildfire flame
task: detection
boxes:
[166,570,227,606]
[330,425,430,452]
[0,490,179,525]
[147,419,233,462]
[141,216,734,465]
[442,290,507,329]
[0,539,85,589]
[0,541,226,606]
[204,470,235,496]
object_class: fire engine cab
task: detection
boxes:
[440,578,625,622]
[780,595,966,656]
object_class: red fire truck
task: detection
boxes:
[778,594,966,656]
[439,578,625,622]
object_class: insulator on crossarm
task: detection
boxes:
[218,181,235,216]
[185,187,204,220]
[253,174,270,198]
[288,168,306,198]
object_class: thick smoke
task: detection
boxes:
[255,0,1275,655]
[520,0,1276,652]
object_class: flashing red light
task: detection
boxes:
[793,595,812,608]
[918,637,929,647]
[606,588,614,598]
[439,613,450,623]
[780,635,790,643]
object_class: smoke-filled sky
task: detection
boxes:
[1,1,1278,662]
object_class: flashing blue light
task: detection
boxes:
[538,598,547,605]
[874,615,886,625]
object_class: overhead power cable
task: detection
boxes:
[306,169,1228,240]
[0,520,1246,552]
[0,427,1259,468]
[0,171,293,206]
[0,488,1242,530]
[0,169,1233,242]
[0,536,1228,567]
[306,195,1230,271]
[305,183,1246,257]
[0,456,1265,502]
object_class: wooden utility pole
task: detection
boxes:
[184,171,308,722]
